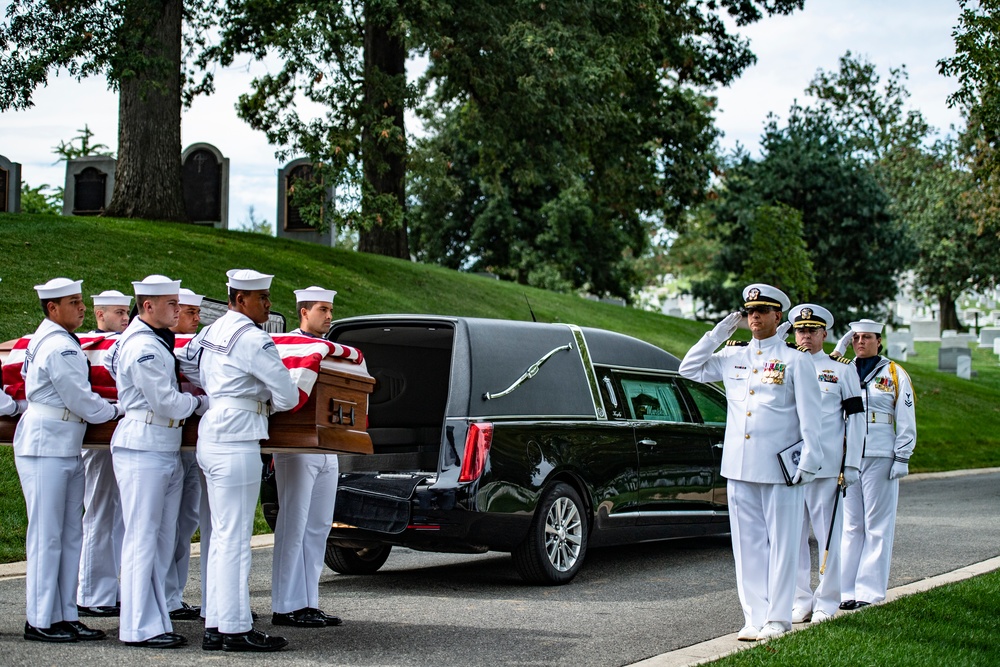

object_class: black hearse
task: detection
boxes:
[267,315,730,584]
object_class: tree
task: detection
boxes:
[739,203,815,305]
[0,0,215,221]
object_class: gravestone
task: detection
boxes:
[956,356,972,380]
[0,154,22,213]
[887,342,908,362]
[938,346,971,373]
[994,339,1000,356]
[276,158,336,246]
[978,327,1000,349]
[63,156,116,216]
[940,335,970,350]
[910,319,940,342]
[886,329,914,357]
[181,142,229,228]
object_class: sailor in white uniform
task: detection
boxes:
[108,275,206,648]
[77,289,131,618]
[165,287,207,621]
[0,279,28,419]
[271,286,343,628]
[193,269,299,652]
[786,304,864,624]
[14,277,120,643]
[835,319,917,609]
[679,283,823,642]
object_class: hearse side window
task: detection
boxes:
[597,371,628,421]
[619,376,688,423]
[680,379,727,426]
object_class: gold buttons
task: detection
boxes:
[745,434,750,439]
[756,350,763,355]
[753,369,758,374]
[746,411,752,416]
[750,390,755,395]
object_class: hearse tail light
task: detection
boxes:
[459,422,493,482]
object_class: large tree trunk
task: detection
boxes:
[104,0,186,221]
[939,295,960,333]
[359,7,409,259]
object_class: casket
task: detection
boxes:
[0,340,375,455]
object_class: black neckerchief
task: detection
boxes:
[138,318,181,383]
[855,355,888,387]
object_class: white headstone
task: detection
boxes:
[956,355,972,380]
[979,327,1000,349]
[994,339,1000,356]
[911,319,940,342]
[940,336,971,350]
[887,342,908,362]
[942,329,958,338]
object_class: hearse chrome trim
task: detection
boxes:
[568,325,605,419]
[483,343,573,400]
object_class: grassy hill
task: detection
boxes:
[2,212,999,561]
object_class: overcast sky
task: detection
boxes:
[2,0,965,230]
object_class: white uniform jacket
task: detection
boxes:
[0,390,20,416]
[194,310,299,442]
[106,318,201,452]
[13,318,118,457]
[679,332,824,483]
[855,356,916,462]
[809,352,864,478]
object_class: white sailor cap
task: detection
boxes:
[179,288,204,307]
[91,289,133,308]
[849,318,884,335]
[226,269,273,291]
[294,285,337,304]
[788,303,833,330]
[742,283,790,311]
[132,274,182,296]
[35,277,83,300]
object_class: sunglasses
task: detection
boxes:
[742,306,777,315]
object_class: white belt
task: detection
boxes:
[212,397,273,416]
[124,409,185,429]
[869,411,894,425]
[28,402,84,423]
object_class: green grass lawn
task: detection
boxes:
[2,212,999,562]
[706,570,1000,667]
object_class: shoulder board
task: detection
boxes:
[786,342,806,351]
[829,353,851,364]
[725,340,749,347]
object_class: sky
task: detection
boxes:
[1,0,966,231]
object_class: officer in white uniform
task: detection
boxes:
[271,286,343,628]
[679,283,823,642]
[786,304,864,624]
[835,319,917,609]
[194,269,299,652]
[14,277,120,643]
[109,275,206,648]
[165,287,206,621]
[77,289,131,618]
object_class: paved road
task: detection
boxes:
[0,470,997,667]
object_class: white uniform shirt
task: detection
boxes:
[679,331,823,483]
[195,310,299,442]
[106,318,200,452]
[13,318,118,457]
[809,351,864,477]
[0,390,19,416]
[855,356,916,461]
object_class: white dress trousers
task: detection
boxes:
[197,440,261,634]
[198,467,213,614]
[15,455,85,629]
[272,453,339,613]
[165,450,202,612]
[841,456,898,603]
[78,448,124,607]
[794,477,844,616]
[113,448,184,642]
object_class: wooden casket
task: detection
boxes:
[0,340,375,455]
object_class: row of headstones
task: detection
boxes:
[888,327,1000,379]
[0,148,336,246]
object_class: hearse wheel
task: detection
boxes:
[324,542,393,575]
[512,482,588,585]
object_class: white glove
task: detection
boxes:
[776,321,792,340]
[792,468,816,485]
[889,461,909,480]
[842,466,860,488]
[15,399,29,416]
[710,312,742,341]
[194,395,210,417]
[833,331,853,356]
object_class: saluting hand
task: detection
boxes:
[833,331,854,357]
[710,312,742,341]
[776,321,792,340]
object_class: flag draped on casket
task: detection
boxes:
[2,332,363,413]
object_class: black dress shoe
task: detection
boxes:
[272,609,325,628]
[839,600,856,610]
[122,632,188,648]
[222,628,288,652]
[169,601,202,620]
[853,601,871,609]
[202,627,223,651]
[304,608,343,627]
[55,620,107,641]
[77,604,120,617]
[24,621,77,643]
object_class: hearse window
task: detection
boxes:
[680,379,727,426]
[598,372,627,420]
[620,377,686,423]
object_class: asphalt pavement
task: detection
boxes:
[0,469,997,667]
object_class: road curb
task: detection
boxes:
[627,555,1000,666]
